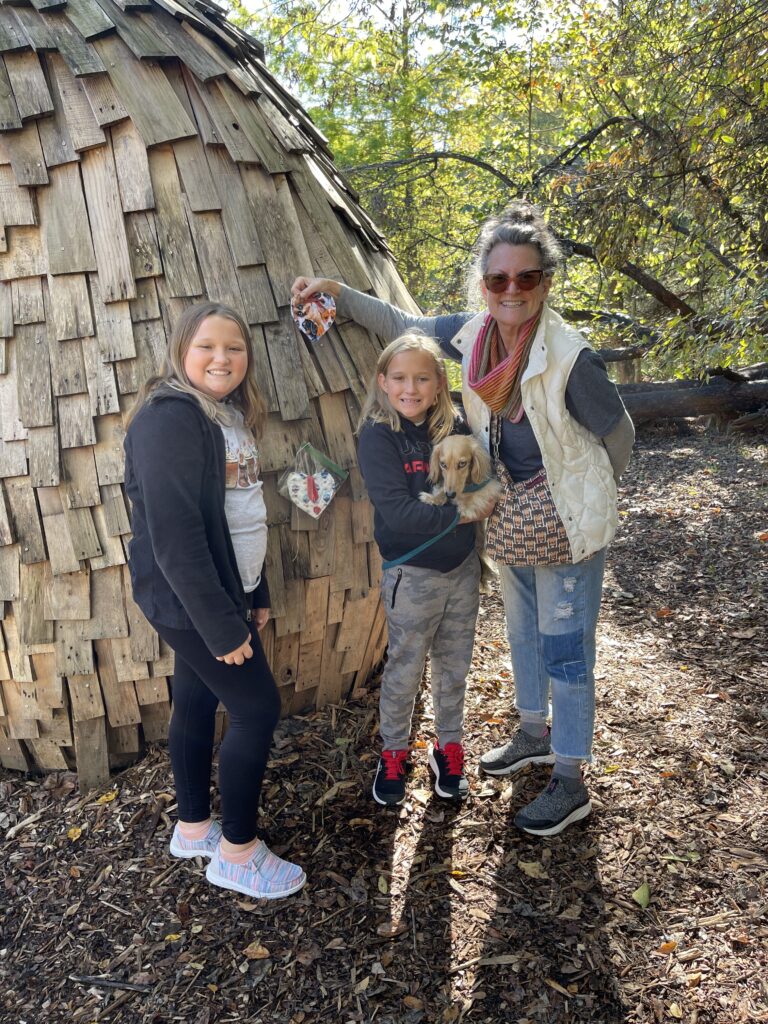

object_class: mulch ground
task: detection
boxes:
[1,426,766,1024]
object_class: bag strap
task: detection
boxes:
[381,511,461,570]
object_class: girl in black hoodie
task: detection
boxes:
[124,302,305,900]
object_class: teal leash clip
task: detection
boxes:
[381,511,461,571]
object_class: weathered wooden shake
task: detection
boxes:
[0,0,416,788]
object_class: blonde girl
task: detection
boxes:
[357,332,494,805]
[124,302,305,900]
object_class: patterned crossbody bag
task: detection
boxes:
[485,414,572,566]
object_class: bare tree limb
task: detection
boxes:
[342,151,519,190]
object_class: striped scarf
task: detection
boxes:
[467,309,543,422]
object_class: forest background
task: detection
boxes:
[231,0,768,383]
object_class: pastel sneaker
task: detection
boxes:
[169,820,222,860]
[206,840,306,899]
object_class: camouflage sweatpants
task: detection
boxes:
[379,551,481,750]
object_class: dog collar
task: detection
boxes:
[463,477,494,493]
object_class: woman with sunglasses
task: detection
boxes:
[292,200,634,837]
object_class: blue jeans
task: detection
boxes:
[498,548,607,761]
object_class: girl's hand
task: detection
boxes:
[217,638,254,666]
[291,276,341,304]
[253,607,270,631]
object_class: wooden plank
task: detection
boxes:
[217,79,290,174]
[44,568,90,619]
[94,637,140,725]
[263,310,310,421]
[0,9,28,53]
[81,334,120,415]
[0,543,20,600]
[195,78,260,164]
[100,482,129,536]
[134,675,168,705]
[0,224,46,281]
[272,630,299,688]
[37,163,97,276]
[123,563,158,661]
[307,504,335,578]
[5,123,48,186]
[297,336,323,399]
[0,733,31,771]
[45,273,94,341]
[38,12,106,77]
[128,276,159,322]
[111,118,153,212]
[335,587,378,659]
[4,476,45,564]
[330,495,355,593]
[115,316,164,393]
[46,53,105,151]
[57,392,96,448]
[237,265,277,325]
[138,698,170,741]
[61,0,115,40]
[88,502,124,569]
[110,636,148,682]
[147,145,201,297]
[63,505,102,560]
[3,612,34,681]
[316,391,357,470]
[10,8,58,54]
[0,281,11,337]
[0,57,22,132]
[151,9,228,82]
[80,144,136,302]
[11,276,43,324]
[49,338,87,396]
[35,53,77,167]
[247,324,278,412]
[79,569,127,639]
[302,576,329,646]
[55,620,94,675]
[18,561,53,645]
[69,673,104,719]
[61,445,100,507]
[327,588,344,625]
[4,50,53,121]
[93,412,125,484]
[2,681,39,738]
[89,282,135,359]
[0,438,26,477]
[92,0,175,61]
[72,713,110,791]
[93,35,196,146]
[186,208,245,319]
[125,210,162,280]
[0,337,26,439]
[26,737,69,771]
[0,483,13,545]
[304,326,350,395]
[80,72,128,127]
[317,622,346,706]
[202,147,261,265]
[173,135,220,212]
[239,164,303,306]
[176,64,219,145]
[296,639,322,691]
[0,164,35,225]
[27,425,59,486]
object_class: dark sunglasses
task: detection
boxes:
[482,269,547,293]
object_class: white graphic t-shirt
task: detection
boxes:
[219,410,268,595]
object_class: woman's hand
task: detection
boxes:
[291,276,341,305]
[216,638,254,666]
[253,607,270,631]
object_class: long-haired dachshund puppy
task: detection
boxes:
[419,434,503,591]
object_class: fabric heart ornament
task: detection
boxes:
[291,292,336,340]
[285,468,337,518]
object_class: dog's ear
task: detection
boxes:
[469,440,491,484]
[427,444,442,484]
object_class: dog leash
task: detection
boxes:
[381,511,461,570]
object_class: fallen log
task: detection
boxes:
[619,377,768,422]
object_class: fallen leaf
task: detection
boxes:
[164,933,182,942]
[669,1003,683,1018]
[731,628,756,639]
[349,818,373,827]
[686,972,702,987]
[558,902,583,920]
[632,882,651,908]
[377,875,388,894]
[315,780,356,806]
[545,977,572,997]
[243,940,270,960]
[403,996,424,1010]
[376,920,407,938]
[67,826,82,841]
[518,860,548,879]
[354,976,370,994]
[655,607,673,618]
[96,790,118,804]
[657,940,677,954]
[411,788,431,805]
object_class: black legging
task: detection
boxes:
[152,618,281,845]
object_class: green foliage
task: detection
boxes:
[233,0,768,375]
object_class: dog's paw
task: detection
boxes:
[419,491,444,506]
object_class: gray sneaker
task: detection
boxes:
[514,777,592,837]
[479,728,555,776]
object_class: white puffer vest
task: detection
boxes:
[451,305,617,563]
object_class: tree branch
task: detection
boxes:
[342,151,519,190]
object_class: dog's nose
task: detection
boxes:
[445,490,456,500]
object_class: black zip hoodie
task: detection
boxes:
[124,386,268,658]
[357,415,475,572]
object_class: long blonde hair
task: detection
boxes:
[126,302,267,439]
[357,331,457,443]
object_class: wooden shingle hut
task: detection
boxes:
[0,0,416,788]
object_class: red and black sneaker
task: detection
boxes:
[428,742,469,800]
[372,749,409,806]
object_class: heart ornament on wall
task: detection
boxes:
[285,468,337,519]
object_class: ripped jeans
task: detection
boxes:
[498,548,607,761]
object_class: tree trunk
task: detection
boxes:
[619,378,768,422]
